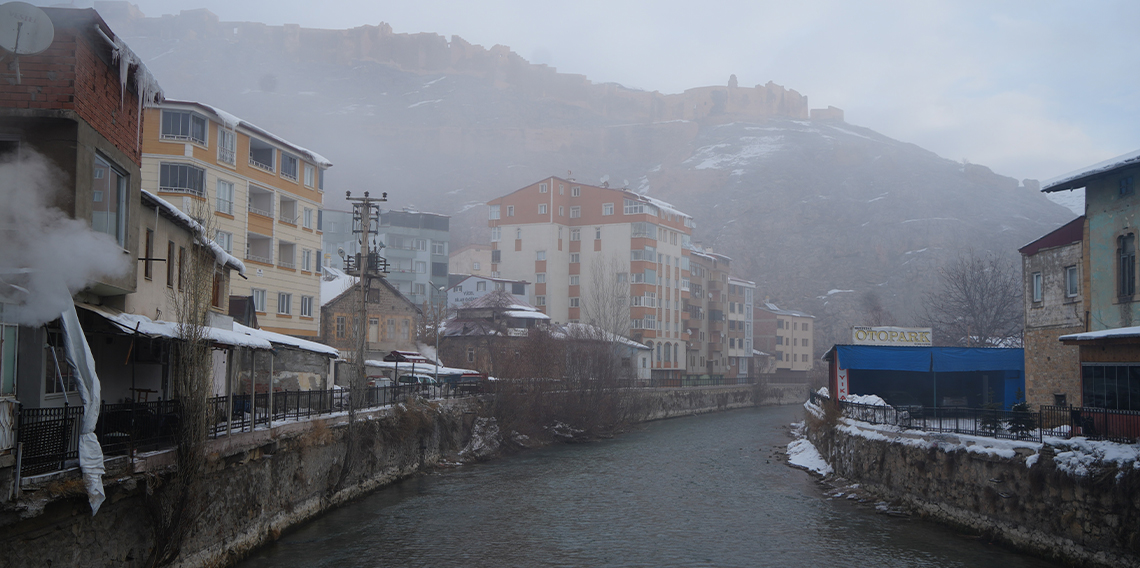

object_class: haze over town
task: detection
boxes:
[44,0,1140,193]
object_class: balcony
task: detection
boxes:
[248,137,276,173]
[709,342,723,353]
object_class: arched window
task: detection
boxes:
[664,342,671,363]
[674,344,679,366]
[656,344,661,362]
[1120,233,1136,297]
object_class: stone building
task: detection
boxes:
[1043,150,1140,411]
[1019,216,1085,408]
[320,276,421,360]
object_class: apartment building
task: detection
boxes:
[727,278,756,378]
[487,177,693,380]
[450,244,493,277]
[447,275,531,308]
[754,302,815,373]
[687,250,734,377]
[141,100,329,337]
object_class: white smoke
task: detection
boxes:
[0,150,131,326]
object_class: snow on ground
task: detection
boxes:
[1048,437,1140,478]
[685,136,784,170]
[407,99,443,109]
[845,394,890,407]
[787,437,833,476]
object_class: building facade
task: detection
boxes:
[1044,151,1140,410]
[320,277,421,360]
[375,209,450,307]
[1019,216,1085,408]
[449,244,493,277]
[754,302,815,373]
[447,275,531,309]
[141,100,329,337]
[727,277,756,378]
[486,177,693,380]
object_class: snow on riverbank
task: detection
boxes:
[787,421,832,476]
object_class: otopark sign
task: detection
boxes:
[851,326,933,346]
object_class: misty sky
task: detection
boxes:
[47,0,1139,184]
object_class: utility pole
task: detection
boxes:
[344,191,388,412]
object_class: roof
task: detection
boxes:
[460,289,537,311]
[233,322,339,357]
[503,310,551,320]
[757,302,815,319]
[447,274,529,292]
[822,344,1023,373]
[364,360,481,376]
[320,266,357,307]
[79,303,272,350]
[141,190,245,274]
[728,277,756,287]
[1060,326,1140,344]
[160,99,331,168]
[321,271,419,314]
[1043,149,1140,192]
[489,176,692,221]
[559,322,650,350]
[1018,216,1084,256]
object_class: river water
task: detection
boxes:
[237,405,1062,568]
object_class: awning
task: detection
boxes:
[829,345,1023,373]
[78,303,272,350]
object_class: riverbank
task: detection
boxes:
[1,383,804,567]
[798,397,1140,568]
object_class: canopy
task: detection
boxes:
[832,345,1023,373]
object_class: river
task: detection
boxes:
[236,405,1062,568]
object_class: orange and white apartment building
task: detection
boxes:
[141,100,329,337]
[487,177,694,380]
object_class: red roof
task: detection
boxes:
[1018,216,1084,256]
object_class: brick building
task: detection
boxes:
[487,176,693,381]
[1019,216,1085,408]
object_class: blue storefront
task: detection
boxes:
[823,345,1025,410]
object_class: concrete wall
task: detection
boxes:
[807,417,1140,568]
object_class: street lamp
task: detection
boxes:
[434,285,447,385]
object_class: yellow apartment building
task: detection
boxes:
[141,100,329,337]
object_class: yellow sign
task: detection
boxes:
[852,326,932,346]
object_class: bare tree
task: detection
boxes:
[860,290,894,326]
[922,250,1023,347]
[580,254,631,340]
[147,199,219,567]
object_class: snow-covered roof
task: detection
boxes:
[1043,149,1140,193]
[78,304,272,350]
[560,322,650,350]
[727,277,755,287]
[364,360,481,376]
[162,100,332,168]
[1059,326,1140,343]
[141,190,245,274]
[234,322,339,357]
[758,302,815,318]
[320,266,358,307]
[504,310,551,320]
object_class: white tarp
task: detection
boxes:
[59,300,105,515]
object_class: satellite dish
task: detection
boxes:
[0,2,54,55]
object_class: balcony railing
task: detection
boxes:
[248,205,273,218]
[218,147,236,165]
[249,157,274,173]
[158,185,205,198]
[245,252,272,264]
[278,259,295,269]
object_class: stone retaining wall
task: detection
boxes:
[806,411,1140,568]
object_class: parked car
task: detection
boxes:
[397,374,438,390]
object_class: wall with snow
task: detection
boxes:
[806,409,1140,568]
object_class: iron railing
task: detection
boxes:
[809,392,1140,444]
[16,404,83,476]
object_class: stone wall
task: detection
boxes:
[807,415,1140,568]
[1,385,795,567]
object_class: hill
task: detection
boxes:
[99,3,1075,348]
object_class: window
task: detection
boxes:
[512,282,525,295]
[303,208,314,229]
[415,283,426,295]
[539,204,548,215]
[569,297,579,308]
[415,261,427,273]
[624,199,645,215]
[432,242,446,255]
[536,250,546,261]
[278,292,292,314]
[304,164,315,187]
[540,183,548,193]
[536,273,546,283]
[336,316,346,338]
[536,296,546,306]
[161,110,206,144]
[559,184,564,195]
[570,275,579,286]
[301,295,313,317]
[1032,272,1043,302]
[491,227,501,242]
[516,228,522,240]
[467,347,475,362]
[492,250,501,263]
[570,228,580,241]
[1121,176,1135,197]
[570,253,580,263]
[217,128,236,165]
[166,241,176,287]
[178,247,185,290]
[92,155,128,246]
[252,289,267,312]
[473,261,481,270]
[570,206,581,218]
[302,249,312,271]
[143,229,154,280]
[215,179,235,214]
[215,230,233,253]
[571,186,581,197]
[1120,234,1136,297]
[249,138,276,172]
[489,205,501,220]
[160,163,206,196]
[477,280,487,292]
[595,227,602,240]
[414,239,427,251]
[43,325,77,395]
[1066,266,1079,298]
[558,206,564,217]
[603,203,614,216]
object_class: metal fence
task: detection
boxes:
[16,404,84,476]
[810,391,1140,444]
